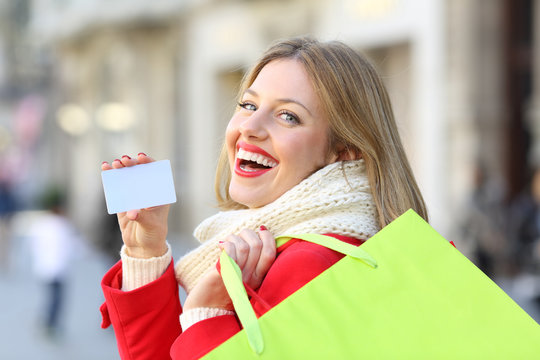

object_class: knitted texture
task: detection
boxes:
[121,243,172,291]
[175,160,380,293]
[179,308,235,331]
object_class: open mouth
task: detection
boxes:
[235,147,278,177]
[237,148,277,171]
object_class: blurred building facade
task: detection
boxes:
[0,0,536,267]
[0,0,49,204]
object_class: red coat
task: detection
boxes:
[101,234,363,359]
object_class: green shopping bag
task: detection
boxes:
[204,209,540,359]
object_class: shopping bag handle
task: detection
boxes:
[219,233,377,355]
[277,234,377,268]
[219,250,265,354]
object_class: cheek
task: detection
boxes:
[284,133,329,166]
[225,118,239,162]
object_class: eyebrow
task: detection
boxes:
[244,88,313,116]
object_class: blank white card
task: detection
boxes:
[101,160,177,214]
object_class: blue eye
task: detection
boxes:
[238,102,256,111]
[278,111,300,125]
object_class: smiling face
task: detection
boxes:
[225,59,338,208]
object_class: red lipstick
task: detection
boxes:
[234,141,278,178]
[236,141,278,163]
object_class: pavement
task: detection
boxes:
[0,211,197,360]
[0,237,120,359]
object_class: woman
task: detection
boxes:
[100,37,427,359]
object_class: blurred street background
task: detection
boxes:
[1,0,540,358]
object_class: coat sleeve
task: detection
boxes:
[101,260,182,360]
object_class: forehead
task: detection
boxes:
[248,59,319,109]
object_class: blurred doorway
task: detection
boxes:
[503,0,533,201]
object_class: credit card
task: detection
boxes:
[101,159,177,214]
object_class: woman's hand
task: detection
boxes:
[102,153,170,259]
[183,227,276,311]
[220,227,277,290]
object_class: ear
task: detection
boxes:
[336,149,361,161]
[333,143,362,161]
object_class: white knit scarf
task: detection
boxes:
[175,159,380,293]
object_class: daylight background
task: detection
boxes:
[0,0,539,358]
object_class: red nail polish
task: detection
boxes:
[122,155,131,159]
[114,158,121,163]
[138,152,147,157]
[102,161,108,165]
[260,225,267,231]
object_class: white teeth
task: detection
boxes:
[237,148,277,168]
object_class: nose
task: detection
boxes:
[238,111,268,139]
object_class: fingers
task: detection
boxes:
[219,227,276,289]
[253,227,276,282]
[137,152,154,164]
[101,161,113,171]
[101,152,154,170]
[220,240,238,263]
[126,209,140,221]
[238,230,263,283]
[112,155,136,168]
[220,234,249,269]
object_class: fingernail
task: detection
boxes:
[122,155,131,159]
[114,158,121,163]
[138,152,147,157]
[102,161,108,165]
[259,225,267,231]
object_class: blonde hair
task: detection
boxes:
[215,37,428,228]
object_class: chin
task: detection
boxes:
[229,189,267,209]
[231,196,262,209]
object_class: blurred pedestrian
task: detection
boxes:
[508,167,540,275]
[28,186,82,339]
[460,164,507,277]
[0,178,17,274]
